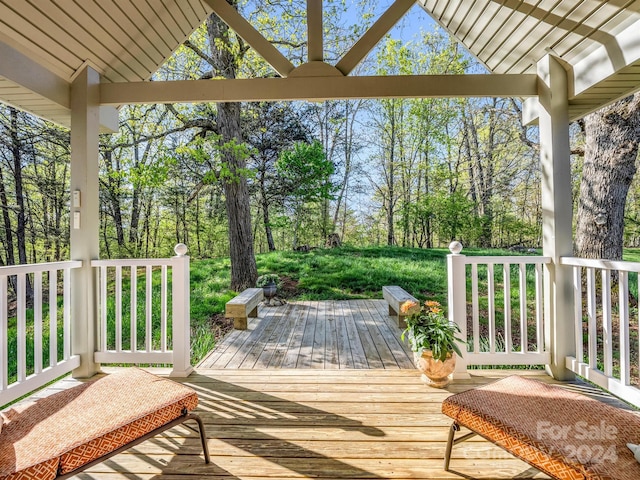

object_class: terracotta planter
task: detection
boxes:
[414,350,456,388]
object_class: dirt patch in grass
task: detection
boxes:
[278,276,300,298]
[209,313,234,342]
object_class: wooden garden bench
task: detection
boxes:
[0,368,209,480]
[382,285,418,328]
[442,375,640,479]
[225,287,263,329]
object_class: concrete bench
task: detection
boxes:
[442,375,640,479]
[382,285,418,328]
[225,287,264,330]
[0,368,209,480]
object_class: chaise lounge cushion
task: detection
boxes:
[0,368,198,480]
[442,375,640,480]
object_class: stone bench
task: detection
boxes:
[382,285,418,328]
[225,287,264,330]
[442,375,640,479]
[0,368,209,480]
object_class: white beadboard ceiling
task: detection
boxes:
[0,0,640,126]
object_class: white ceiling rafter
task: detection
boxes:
[0,0,638,127]
[335,0,416,76]
[202,0,295,77]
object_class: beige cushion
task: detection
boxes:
[443,375,640,480]
[0,368,198,480]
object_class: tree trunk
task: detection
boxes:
[0,161,15,266]
[260,174,276,251]
[102,150,126,248]
[9,109,32,299]
[575,94,640,260]
[207,12,257,291]
[387,102,396,246]
[10,109,28,268]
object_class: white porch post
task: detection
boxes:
[447,242,470,378]
[170,243,193,377]
[537,55,575,380]
[70,66,101,378]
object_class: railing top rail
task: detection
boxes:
[460,255,551,265]
[560,256,640,273]
[0,260,82,275]
[91,258,174,267]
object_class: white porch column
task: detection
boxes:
[70,66,101,377]
[447,241,470,378]
[538,55,575,380]
[170,243,193,377]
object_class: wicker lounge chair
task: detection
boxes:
[0,368,209,480]
[442,375,640,479]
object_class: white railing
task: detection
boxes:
[561,256,640,406]
[91,244,192,377]
[0,260,82,406]
[447,242,551,373]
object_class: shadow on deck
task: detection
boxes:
[71,369,572,479]
[38,301,630,479]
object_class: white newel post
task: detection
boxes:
[538,54,575,380]
[447,241,469,378]
[170,243,193,377]
[70,66,100,378]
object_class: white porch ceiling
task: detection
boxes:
[0,0,639,127]
[0,0,208,128]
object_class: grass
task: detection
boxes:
[253,245,453,301]
[187,246,456,361]
[0,245,586,381]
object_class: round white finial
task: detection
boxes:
[174,243,188,256]
[449,241,463,254]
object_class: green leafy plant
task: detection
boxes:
[401,300,463,362]
[256,273,280,288]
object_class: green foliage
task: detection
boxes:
[256,273,280,287]
[276,140,336,201]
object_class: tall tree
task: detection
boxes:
[243,102,310,251]
[575,94,640,260]
[276,140,335,249]
[9,108,29,269]
[207,11,257,290]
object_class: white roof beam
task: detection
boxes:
[202,0,295,77]
[571,17,640,98]
[0,40,118,132]
[525,17,640,124]
[307,0,323,62]
[100,74,537,104]
[336,0,416,76]
[0,40,69,108]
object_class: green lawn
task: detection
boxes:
[189,245,526,359]
[0,245,559,379]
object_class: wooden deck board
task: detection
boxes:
[59,369,576,479]
[17,301,631,480]
[200,300,414,370]
[15,367,634,480]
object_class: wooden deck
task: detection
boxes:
[15,301,631,479]
[64,368,572,480]
[198,300,416,369]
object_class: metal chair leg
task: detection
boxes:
[444,421,460,470]
[187,413,211,464]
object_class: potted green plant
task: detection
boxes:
[400,300,463,388]
[256,273,279,300]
